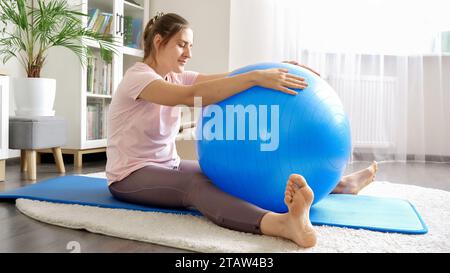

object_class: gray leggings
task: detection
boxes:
[108,160,269,234]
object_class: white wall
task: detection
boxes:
[229,0,277,70]
[149,0,231,74]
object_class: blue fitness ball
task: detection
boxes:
[195,62,352,212]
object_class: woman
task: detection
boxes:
[106,12,378,248]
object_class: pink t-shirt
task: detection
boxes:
[106,62,198,185]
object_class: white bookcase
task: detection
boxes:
[42,0,149,167]
[0,76,9,180]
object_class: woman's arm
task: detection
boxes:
[138,68,307,107]
[194,61,320,84]
[194,72,230,84]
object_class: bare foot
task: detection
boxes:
[332,161,378,194]
[281,174,317,248]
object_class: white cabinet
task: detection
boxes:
[43,0,149,167]
[0,76,9,180]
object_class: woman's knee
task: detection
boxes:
[183,174,213,205]
[108,184,132,203]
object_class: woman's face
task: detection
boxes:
[156,28,193,74]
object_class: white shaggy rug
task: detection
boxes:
[15,172,450,252]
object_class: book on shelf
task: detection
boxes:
[132,18,143,48]
[124,16,143,49]
[87,8,113,36]
[87,8,99,30]
[86,104,95,140]
[86,105,92,140]
[124,16,133,47]
[86,53,112,96]
[87,101,107,140]
[99,13,112,34]
[86,56,95,94]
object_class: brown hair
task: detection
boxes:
[142,12,190,63]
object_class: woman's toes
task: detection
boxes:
[287,179,297,189]
[289,174,307,188]
[300,186,314,204]
[288,183,295,191]
[284,194,292,204]
[285,189,292,198]
[286,184,294,194]
[371,161,378,173]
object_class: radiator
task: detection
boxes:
[327,75,398,149]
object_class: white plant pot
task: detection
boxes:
[13,77,56,117]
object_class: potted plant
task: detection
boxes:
[0,0,116,117]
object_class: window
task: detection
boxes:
[280,0,450,55]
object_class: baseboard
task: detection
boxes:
[352,151,450,163]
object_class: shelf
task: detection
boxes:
[83,138,107,149]
[87,93,113,99]
[49,0,149,153]
[123,46,144,57]
[84,39,120,52]
[88,0,114,13]
[84,39,100,49]
[124,2,144,19]
[124,0,144,11]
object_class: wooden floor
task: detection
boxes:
[0,159,449,253]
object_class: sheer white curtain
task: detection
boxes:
[266,0,450,162]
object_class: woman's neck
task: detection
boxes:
[144,58,170,79]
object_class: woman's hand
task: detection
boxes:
[253,68,308,95]
[282,60,321,77]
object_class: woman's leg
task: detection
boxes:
[177,160,270,234]
[179,160,316,247]
[332,161,378,194]
[109,164,193,209]
[109,161,268,234]
[109,160,317,247]
[259,174,317,248]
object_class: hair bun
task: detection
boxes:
[149,11,165,28]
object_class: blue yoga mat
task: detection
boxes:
[0,175,427,234]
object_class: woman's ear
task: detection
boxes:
[153,34,162,50]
